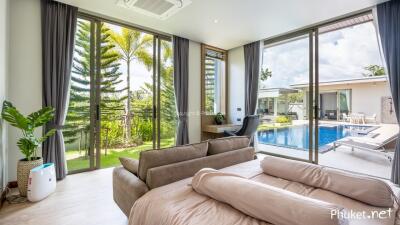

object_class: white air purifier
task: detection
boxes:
[27,163,56,202]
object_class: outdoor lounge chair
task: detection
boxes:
[342,113,350,122]
[365,113,377,124]
[333,134,398,162]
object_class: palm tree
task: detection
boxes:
[108,28,153,143]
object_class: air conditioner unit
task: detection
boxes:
[117,0,192,20]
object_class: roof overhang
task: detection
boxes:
[290,76,388,89]
[258,88,298,98]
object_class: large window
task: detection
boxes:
[201,45,227,115]
[257,11,396,179]
[64,15,176,173]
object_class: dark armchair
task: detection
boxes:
[224,115,260,138]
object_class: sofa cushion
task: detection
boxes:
[138,142,208,181]
[146,147,255,189]
[261,156,395,207]
[252,172,397,225]
[207,136,250,155]
[191,168,347,225]
[119,157,139,175]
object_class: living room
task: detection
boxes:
[1,0,400,225]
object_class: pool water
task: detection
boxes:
[257,124,376,152]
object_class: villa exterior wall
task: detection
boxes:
[318,81,392,123]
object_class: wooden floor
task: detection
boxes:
[0,168,128,225]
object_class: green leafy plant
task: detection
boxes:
[214,112,225,125]
[260,68,272,81]
[1,101,56,161]
[363,65,385,77]
[275,115,291,124]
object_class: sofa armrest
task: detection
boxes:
[113,166,149,217]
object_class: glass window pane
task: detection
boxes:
[257,34,311,161]
[98,22,155,168]
[64,18,92,172]
[160,39,177,148]
[204,49,226,115]
[317,15,395,179]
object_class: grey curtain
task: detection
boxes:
[244,41,260,116]
[41,0,78,180]
[377,0,400,184]
[173,36,189,145]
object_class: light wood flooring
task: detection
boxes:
[0,168,127,225]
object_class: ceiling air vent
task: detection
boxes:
[117,0,192,20]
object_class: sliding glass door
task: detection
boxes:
[257,31,317,162]
[316,12,392,178]
[257,11,394,178]
[64,15,175,173]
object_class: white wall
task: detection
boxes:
[351,82,391,123]
[8,0,43,181]
[187,41,201,143]
[319,82,392,123]
[227,46,245,124]
[0,0,10,189]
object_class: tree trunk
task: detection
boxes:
[78,130,82,154]
[105,128,109,156]
[125,59,132,143]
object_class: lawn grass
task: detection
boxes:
[66,138,175,171]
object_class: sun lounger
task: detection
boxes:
[333,134,398,162]
[365,113,377,124]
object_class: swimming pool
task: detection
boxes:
[257,124,377,152]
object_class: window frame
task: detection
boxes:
[67,12,175,174]
[200,44,228,116]
[258,9,376,165]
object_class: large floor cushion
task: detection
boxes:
[138,142,208,180]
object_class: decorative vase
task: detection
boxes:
[17,157,43,197]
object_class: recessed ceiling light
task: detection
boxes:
[213,19,219,23]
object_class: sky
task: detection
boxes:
[261,21,384,89]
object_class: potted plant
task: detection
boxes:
[214,112,225,125]
[1,101,56,196]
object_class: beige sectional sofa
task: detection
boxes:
[114,136,400,225]
[128,159,400,225]
[112,136,254,216]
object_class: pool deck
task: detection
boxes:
[256,122,399,179]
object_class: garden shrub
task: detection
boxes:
[275,115,292,123]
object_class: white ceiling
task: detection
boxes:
[56,0,388,50]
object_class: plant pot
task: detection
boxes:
[215,120,223,125]
[17,157,43,197]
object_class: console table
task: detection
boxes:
[201,124,242,140]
